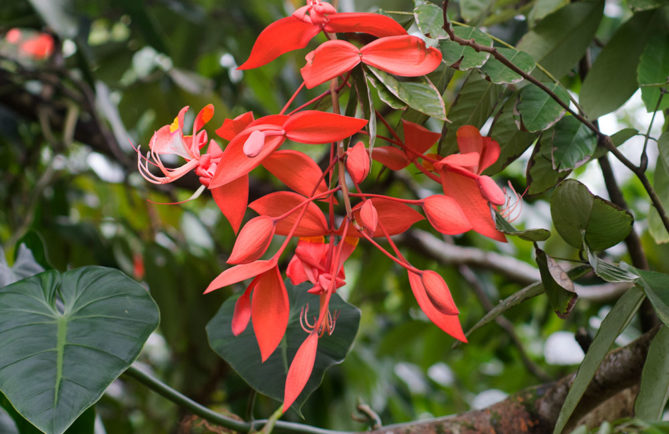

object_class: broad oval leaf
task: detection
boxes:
[550,116,597,171]
[526,131,570,195]
[486,98,538,175]
[440,27,492,71]
[413,0,447,39]
[638,33,669,113]
[206,280,360,413]
[517,82,570,132]
[517,0,604,80]
[0,266,159,434]
[480,47,536,84]
[366,66,447,121]
[580,9,666,118]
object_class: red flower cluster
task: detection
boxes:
[136,0,507,412]
[4,28,54,60]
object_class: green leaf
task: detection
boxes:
[443,72,502,154]
[585,246,638,283]
[15,231,52,270]
[440,27,492,70]
[366,67,447,121]
[528,0,569,28]
[635,325,669,420]
[535,245,577,318]
[0,267,159,434]
[351,67,377,151]
[580,9,666,118]
[206,280,360,412]
[611,128,639,147]
[550,179,633,251]
[460,0,493,22]
[517,0,604,79]
[551,116,597,170]
[0,245,44,287]
[638,33,669,113]
[495,212,550,241]
[553,286,645,434]
[413,1,447,38]
[526,132,570,195]
[486,98,538,175]
[636,269,669,327]
[480,48,536,84]
[517,81,570,132]
[650,133,669,243]
[366,72,406,110]
[629,0,668,11]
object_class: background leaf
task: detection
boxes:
[440,27,491,71]
[517,82,570,132]
[206,280,360,413]
[638,33,669,112]
[553,286,645,434]
[0,267,159,434]
[480,48,536,84]
[635,269,669,327]
[634,325,669,420]
[550,116,597,171]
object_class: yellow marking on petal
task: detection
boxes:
[300,236,325,244]
[169,116,180,133]
[344,236,359,247]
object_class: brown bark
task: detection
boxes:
[370,328,656,434]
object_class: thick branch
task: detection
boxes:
[370,327,656,433]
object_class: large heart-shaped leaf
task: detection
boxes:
[206,280,360,413]
[0,266,159,434]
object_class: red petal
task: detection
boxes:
[455,125,484,155]
[477,175,505,205]
[262,150,328,197]
[372,146,410,170]
[211,175,248,234]
[361,35,442,77]
[284,332,319,410]
[359,200,379,234]
[423,195,472,235]
[252,267,290,361]
[194,104,214,132]
[209,115,289,188]
[286,255,308,285]
[408,271,466,342]
[249,191,328,237]
[421,270,459,315]
[351,198,423,237]
[324,13,407,37]
[300,40,361,88]
[215,111,255,141]
[231,283,254,335]
[284,110,367,144]
[204,259,276,294]
[345,141,370,184]
[403,120,441,156]
[435,152,480,173]
[479,136,501,172]
[238,16,320,70]
[227,216,276,264]
[440,172,506,242]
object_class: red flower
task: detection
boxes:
[238,0,406,70]
[300,35,442,88]
[372,120,441,170]
[434,126,506,242]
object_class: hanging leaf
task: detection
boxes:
[460,0,493,22]
[480,48,536,84]
[550,116,597,170]
[366,67,447,121]
[535,245,577,318]
[366,72,406,110]
[580,9,665,118]
[0,267,159,434]
[585,245,638,283]
[553,286,645,434]
[650,133,669,243]
[638,34,669,112]
[495,212,550,241]
[440,27,492,71]
[635,269,669,327]
[550,179,633,251]
[517,81,570,132]
[528,0,569,28]
[206,280,360,413]
[635,325,669,420]
[517,0,604,79]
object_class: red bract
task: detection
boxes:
[434,126,506,242]
[359,200,379,234]
[238,0,406,70]
[286,237,357,294]
[284,332,319,410]
[408,270,466,342]
[227,216,276,264]
[373,120,441,170]
[262,150,329,198]
[301,35,442,88]
[349,198,424,238]
[422,195,472,235]
[345,141,370,184]
[249,192,328,237]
